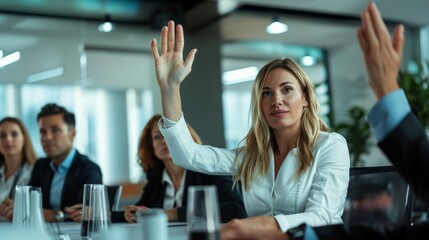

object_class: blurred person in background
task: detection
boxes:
[0,117,37,222]
[29,103,102,222]
[111,114,247,223]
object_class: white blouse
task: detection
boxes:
[162,169,186,209]
[0,162,34,222]
[0,163,34,202]
[159,115,350,232]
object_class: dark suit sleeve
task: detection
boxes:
[135,176,155,207]
[28,161,42,188]
[28,159,53,209]
[79,161,103,185]
[378,113,429,203]
[75,161,103,203]
[62,158,103,209]
[134,169,164,208]
[111,170,162,223]
[177,174,247,223]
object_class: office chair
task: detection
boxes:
[106,185,123,211]
[342,166,413,227]
[412,194,429,223]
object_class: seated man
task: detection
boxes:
[29,103,102,222]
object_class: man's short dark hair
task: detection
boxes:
[37,103,75,128]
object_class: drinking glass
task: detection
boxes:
[137,208,168,240]
[12,185,31,227]
[13,186,44,229]
[186,185,220,240]
[80,184,110,240]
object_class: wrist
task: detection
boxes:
[54,210,65,222]
[160,82,181,94]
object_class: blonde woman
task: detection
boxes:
[151,21,350,233]
[0,117,37,221]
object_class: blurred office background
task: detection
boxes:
[0,0,428,186]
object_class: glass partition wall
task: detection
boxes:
[0,13,157,184]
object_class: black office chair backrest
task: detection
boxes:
[106,185,123,211]
[342,166,413,227]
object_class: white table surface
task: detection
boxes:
[0,221,187,240]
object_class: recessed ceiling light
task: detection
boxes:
[0,51,20,68]
[27,66,64,83]
[223,66,259,85]
[98,15,114,33]
[266,17,288,34]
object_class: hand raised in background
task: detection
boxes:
[357,2,404,99]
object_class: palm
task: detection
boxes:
[155,52,186,87]
[151,21,196,89]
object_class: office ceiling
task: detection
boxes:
[1,0,428,43]
[0,0,428,87]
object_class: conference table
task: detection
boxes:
[0,221,188,240]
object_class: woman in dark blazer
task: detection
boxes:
[112,115,247,223]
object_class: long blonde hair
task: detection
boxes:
[235,59,329,191]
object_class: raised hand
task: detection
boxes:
[357,2,404,99]
[151,20,197,120]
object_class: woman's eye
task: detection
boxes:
[262,91,271,97]
[283,87,293,93]
[153,134,164,141]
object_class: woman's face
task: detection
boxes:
[261,68,308,132]
[0,121,25,158]
[151,122,171,161]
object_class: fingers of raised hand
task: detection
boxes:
[367,3,391,42]
[175,24,184,52]
[159,21,185,56]
[161,25,168,55]
[167,20,176,53]
[151,39,160,60]
[392,25,405,56]
[361,3,398,52]
[184,48,197,72]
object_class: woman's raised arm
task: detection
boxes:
[151,20,197,121]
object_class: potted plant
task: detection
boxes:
[334,106,374,167]
[398,60,429,130]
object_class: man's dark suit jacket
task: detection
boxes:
[305,113,429,240]
[29,150,103,211]
[112,165,247,223]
